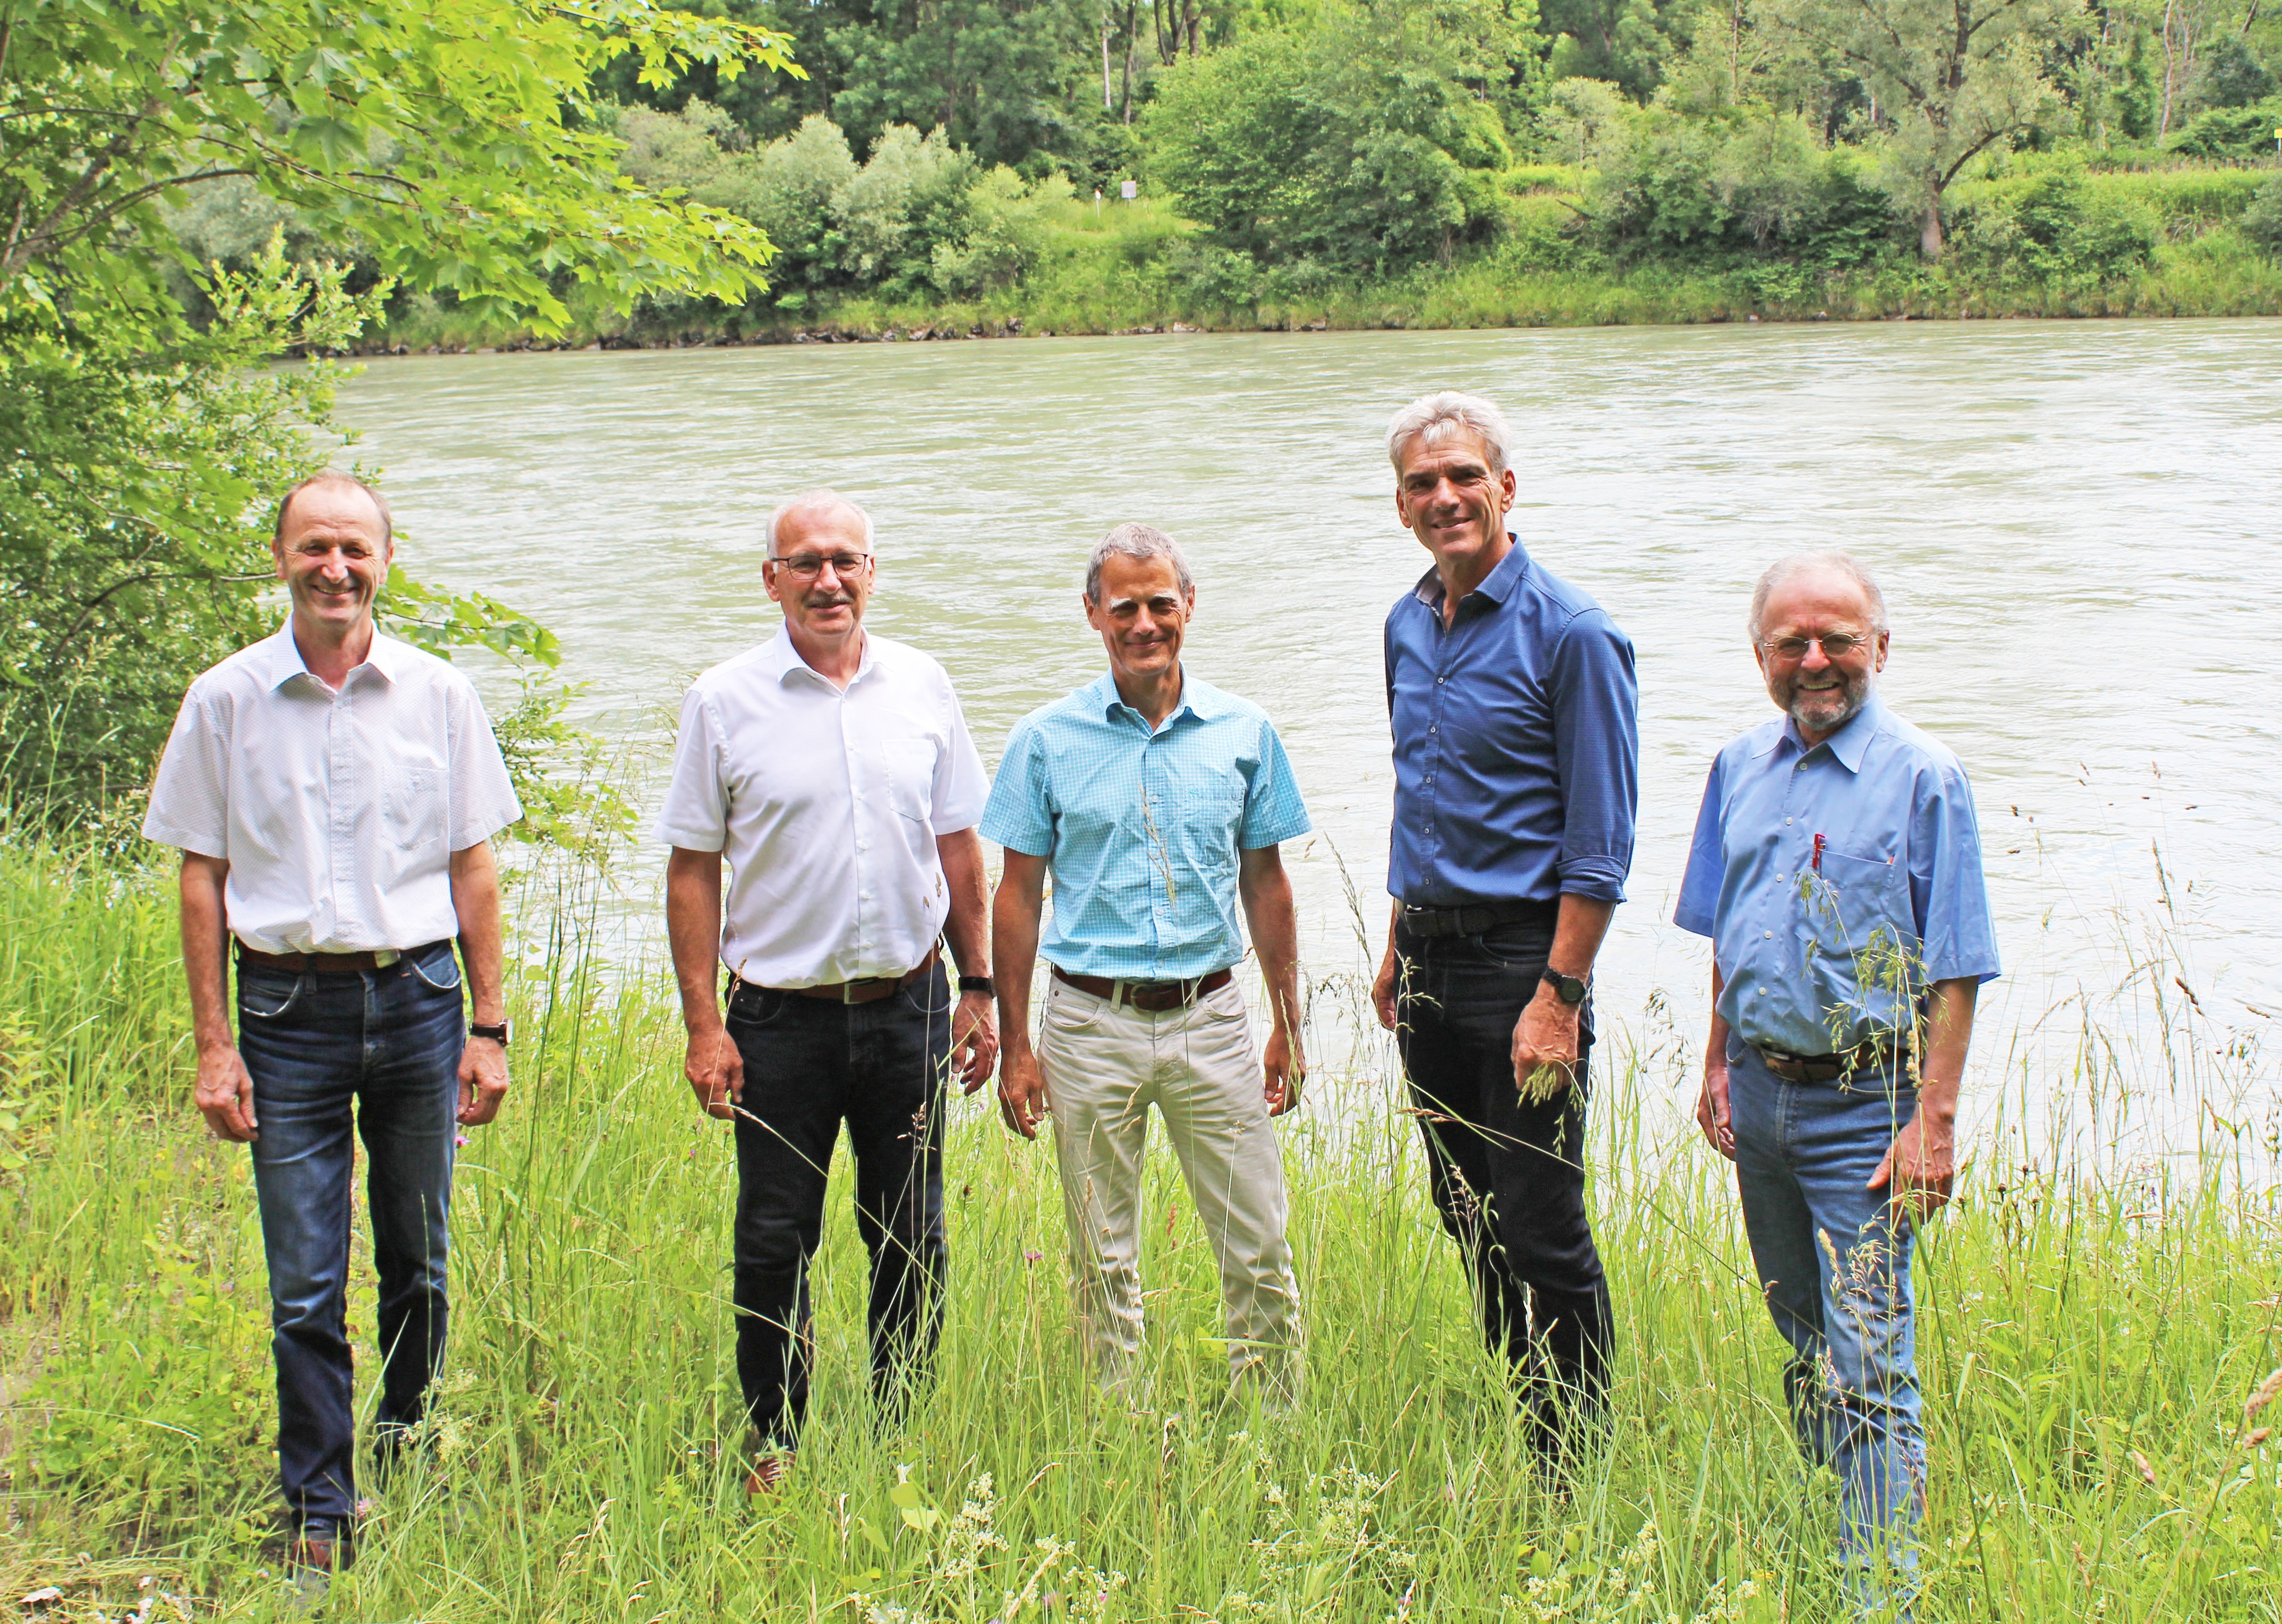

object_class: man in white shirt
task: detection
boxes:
[142,471,522,1578]
[659,489,995,1493]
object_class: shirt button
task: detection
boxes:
[1785,817,1792,825]
[1435,676,1446,685]
[1429,725,1438,735]
[1765,930,1774,938]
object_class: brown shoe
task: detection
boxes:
[745,1451,795,1495]
[287,1535,353,1573]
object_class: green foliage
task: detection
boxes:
[2164,95,2282,158]
[1144,1,1529,275]
[2242,176,2282,256]
[1949,161,2165,283]
[1587,106,1902,263]
[0,0,797,337]
[615,107,1071,303]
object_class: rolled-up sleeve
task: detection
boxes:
[1238,718,1311,849]
[142,687,231,858]
[1673,754,1728,939]
[978,723,1055,857]
[1548,610,1639,902]
[1910,760,2001,985]
[653,687,730,852]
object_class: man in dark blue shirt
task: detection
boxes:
[1370,390,1639,1465]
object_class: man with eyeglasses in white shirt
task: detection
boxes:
[659,489,997,1495]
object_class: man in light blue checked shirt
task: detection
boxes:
[987,523,1311,1407]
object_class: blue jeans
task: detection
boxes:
[1727,1039,1923,1593]
[725,963,950,1452]
[1395,919,1612,1459]
[236,941,465,1538]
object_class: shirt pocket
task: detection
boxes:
[1800,848,1915,987]
[882,737,938,826]
[385,757,448,853]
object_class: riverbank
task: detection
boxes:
[356,166,2282,354]
[3,842,2278,1620]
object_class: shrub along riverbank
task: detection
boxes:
[3,841,2278,1619]
[357,140,2282,351]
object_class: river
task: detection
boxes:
[337,319,2282,1135]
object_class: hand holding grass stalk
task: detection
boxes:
[1511,982,1581,1103]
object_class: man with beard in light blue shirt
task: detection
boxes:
[1676,551,1999,1614]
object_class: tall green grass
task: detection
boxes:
[2,840,2278,1621]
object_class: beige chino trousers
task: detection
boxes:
[1038,972,1302,1406]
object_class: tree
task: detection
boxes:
[1145,0,1536,275]
[1770,0,2083,259]
[0,1,799,830]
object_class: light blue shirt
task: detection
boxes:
[982,671,1312,979]
[1674,697,2000,1056]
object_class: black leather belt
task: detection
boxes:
[1396,897,1560,940]
[1052,965,1232,1013]
[1751,1038,1910,1084]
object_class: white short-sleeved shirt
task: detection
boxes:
[142,623,523,954]
[654,630,987,988]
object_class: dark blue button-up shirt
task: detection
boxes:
[1384,538,1639,907]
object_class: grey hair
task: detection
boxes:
[766,488,876,556]
[1085,522,1193,603]
[1386,390,1512,474]
[275,470,393,548]
[1748,551,1889,640]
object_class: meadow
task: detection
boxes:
[2,840,2278,1622]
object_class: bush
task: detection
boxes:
[1586,108,1903,266]
[2164,96,2282,159]
[2242,177,2282,256]
[1950,163,2162,282]
[1143,6,1514,277]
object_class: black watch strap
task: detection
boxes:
[469,1020,512,1047]
[958,975,995,995]
[1540,971,1590,1006]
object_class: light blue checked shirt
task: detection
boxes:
[982,670,1312,979]
[1674,696,2000,1057]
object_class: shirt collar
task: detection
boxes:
[763,626,878,687]
[1092,668,1223,727]
[1769,695,1885,774]
[1410,532,1531,613]
[256,620,404,689]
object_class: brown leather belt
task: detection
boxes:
[236,940,452,973]
[1051,964,1232,1013]
[765,962,932,1006]
[1751,1037,1910,1085]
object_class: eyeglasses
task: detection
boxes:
[769,552,873,581]
[1761,632,1872,663]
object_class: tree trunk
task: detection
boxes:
[1920,199,1944,262]
[1102,17,1113,111]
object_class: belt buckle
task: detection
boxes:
[373,948,401,968]
[842,980,863,1006]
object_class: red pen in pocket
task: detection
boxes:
[1812,832,1825,871]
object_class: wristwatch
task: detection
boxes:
[1539,971,1590,1007]
[957,976,995,995]
[469,1021,513,1047]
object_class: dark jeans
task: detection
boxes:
[1395,919,1613,1456]
[236,941,464,1538]
[725,961,950,1451]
